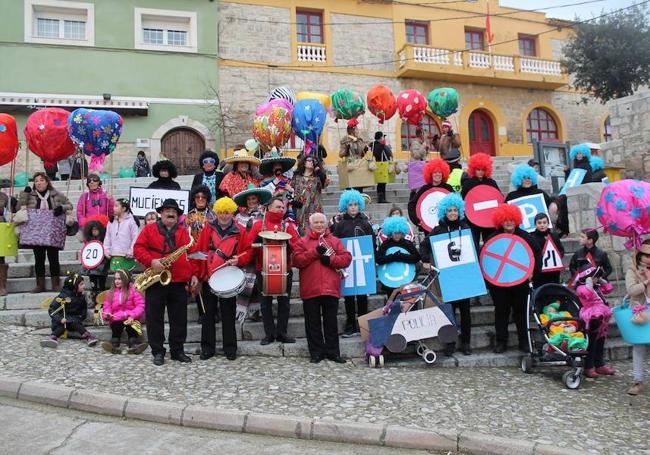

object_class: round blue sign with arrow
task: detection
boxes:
[479,234,534,287]
[378,246,416,288]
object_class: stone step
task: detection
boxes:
[30,321,631,366]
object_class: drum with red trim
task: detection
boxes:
[262,243,288,296]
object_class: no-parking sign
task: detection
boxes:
[465,185,505,228]
[480,234,535,287]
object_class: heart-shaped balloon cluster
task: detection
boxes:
[397,89,426,126]
[68,108,123,157]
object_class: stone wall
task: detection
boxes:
[218,3,292,64]
[601,87,650,180]
[330,14,394,72]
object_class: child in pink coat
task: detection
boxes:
[101,270,147,354]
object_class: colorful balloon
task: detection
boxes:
[14,171,29,188]
[68,108,123,172]
[0,114,19,166]
[330,89,365,120]
[397,89,426,126]
[296,91,331,110]
[252,100,293,149]
[427,87,460,119]
[597,179,650,248]
[366,85,397,124]
[291,99,326,154]
[24,108,76,168]
[118,167,135,178]
[267,86,296,106]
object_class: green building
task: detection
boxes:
[0,0,219,176]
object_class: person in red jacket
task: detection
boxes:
[194,197,252,361]
[133,198,197,366]
[248,196,300,345]
[293,212,352,363]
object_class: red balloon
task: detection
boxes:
[397,89,426,126]
[0,114,19,167]
[366,85,397,124]
[24,108,76,168]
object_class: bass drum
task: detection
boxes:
[262,243,288,296]
[208,266,246,298]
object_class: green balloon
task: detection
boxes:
[426,88,460,119]
[119,167,135,178]
[14,172,29,188]
[330,89,365,120]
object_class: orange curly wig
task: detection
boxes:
[423,158,450,185]
[492,204,523,228]
[467,153,493,178]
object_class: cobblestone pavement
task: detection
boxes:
[3,325,649,454]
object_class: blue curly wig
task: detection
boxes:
[511,163,539,188]
[589,156,604,171]
[382,216,410,237]
[437,193,465,221]
[569,143,592,161]
[338,189,365,212]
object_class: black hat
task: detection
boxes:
[445,148,461,163]
[374,131,385,140]
[152,160,178,179]
[199,150,219,168]
[156,198,183,216]
[190,184,212,202]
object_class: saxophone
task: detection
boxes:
[135,233,195,293]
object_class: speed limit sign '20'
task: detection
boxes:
[81,241,105,269]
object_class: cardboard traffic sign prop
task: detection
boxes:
[429,228,487,301]
[480,234,535,287]
[559,168,587,195]
[465,185,505,228]
[80,241,104,270]
[541,236,564,273]
[415,187,450,232]
[340,235,376,296]
[377,246,416,288]
[507,193,551,232]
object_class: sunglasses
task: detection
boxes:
[195,195,207,200]
[88,179,100,183]
[202,158,216,165]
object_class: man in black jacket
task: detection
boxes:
[148,160,181,190]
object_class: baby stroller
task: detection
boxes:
[365,270,458,368]
[521,283,588,389]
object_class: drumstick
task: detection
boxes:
[198,291,206,314]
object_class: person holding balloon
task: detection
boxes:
[76,174,114,229]
[432,121,461,160]
[291,155,327,233]
[339,118,369,191]
[371,131,394,204]
[219,150,261,199]
[17,172,74,293]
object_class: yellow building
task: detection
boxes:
[218,0,612,163]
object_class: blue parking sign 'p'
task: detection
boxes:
[507,193,551,232]
[340,235,377,296]
[430,229,487,302]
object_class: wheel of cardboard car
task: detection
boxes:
[437,324,459,345]
[386,333,408,353]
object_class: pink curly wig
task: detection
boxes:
[467,153,493,178]
[492,204,522,228]
[423,158,450,185]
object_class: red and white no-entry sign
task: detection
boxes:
[465,185,505,228]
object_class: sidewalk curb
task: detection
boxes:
[0,375,581,454]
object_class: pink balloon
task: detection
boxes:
[397,89,426,126]
[597,179,650,247]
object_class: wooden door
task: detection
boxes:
[161,127,205,175]
[468,110,495,156]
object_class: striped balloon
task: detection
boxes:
[267,86,296,106]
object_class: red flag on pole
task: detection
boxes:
[485,1,495,45]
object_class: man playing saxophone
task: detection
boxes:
[134,199,198,366]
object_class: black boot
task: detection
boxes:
[127,337,148,355]
[102,337,120,354]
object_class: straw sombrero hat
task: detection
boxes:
[233,183,273,207]
[224,149,261,166]
[259,149,296,176]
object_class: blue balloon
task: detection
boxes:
[291,99,326,145]
[67,108,123,157]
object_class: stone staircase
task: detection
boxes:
[1,167,633,367]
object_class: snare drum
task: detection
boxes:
[208,266,246,298]
[261,243,288,296]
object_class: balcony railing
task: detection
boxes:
[398,44,564,79]
[297,43,326,63]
